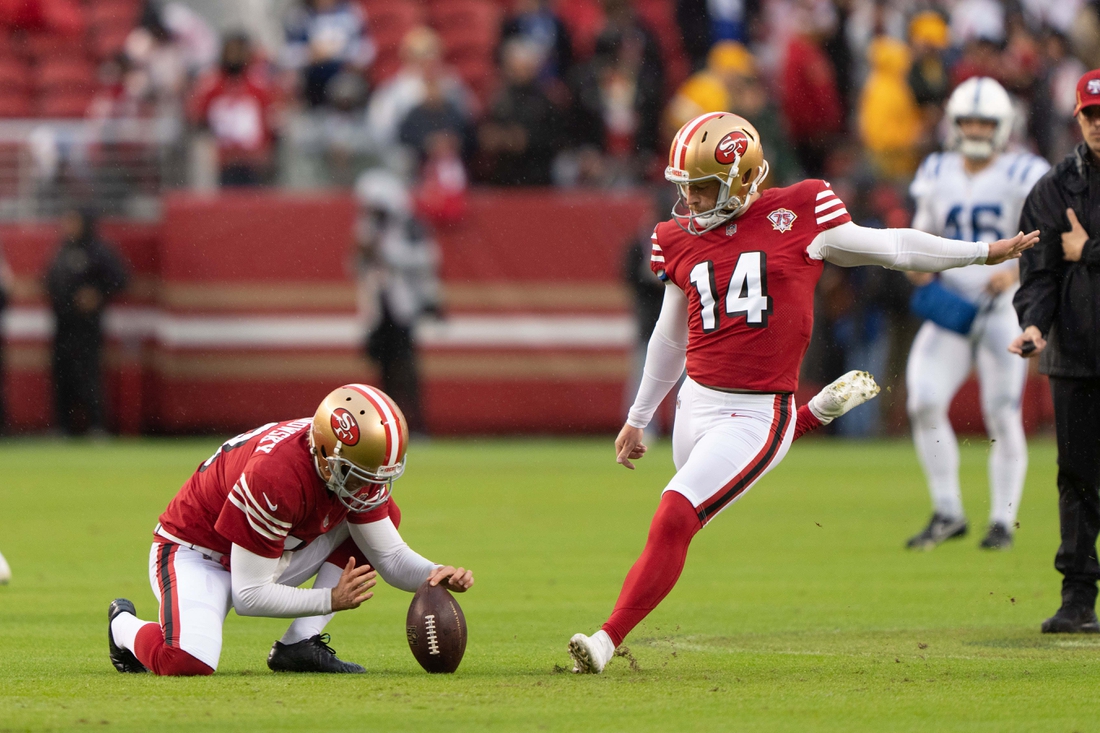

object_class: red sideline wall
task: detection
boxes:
[1,190,1054,435]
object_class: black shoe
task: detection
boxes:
[267,633,365,673]
[1041,605,1100,633]
[979,522,1013,550]
[108,598,148,673]
[906,513,969,550]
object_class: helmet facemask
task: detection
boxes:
[311,435,405,513]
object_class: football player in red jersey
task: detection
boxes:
[567,112,1040,674]
[107,385,473,676]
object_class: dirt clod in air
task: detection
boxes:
[614,646,641,672]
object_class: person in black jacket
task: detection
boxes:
[1012,69,1100,633]
[44,208,129,436]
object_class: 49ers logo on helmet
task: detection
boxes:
[330,408,360,446]
[715,131,749,165]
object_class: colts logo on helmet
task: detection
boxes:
[330,408,360,446]
[715,131,750,165]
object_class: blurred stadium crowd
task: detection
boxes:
[0,0,1096,436]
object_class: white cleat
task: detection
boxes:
[569,631,615,674]
[808,370,880,424]
[0,549,11,585]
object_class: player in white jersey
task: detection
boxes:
[905,77,1050,551]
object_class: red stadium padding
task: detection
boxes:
[0,190,1056,437]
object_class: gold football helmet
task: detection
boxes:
[665,112,769,235]
[309,384,409,512]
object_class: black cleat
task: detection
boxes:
[906,513,968,550]
[108,598,148,673]
[267,634,365,673]
[979,522,1013,550]
[1041,605,1100,634]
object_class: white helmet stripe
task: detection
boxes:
[347,383,401,466]
[676,112,727,170]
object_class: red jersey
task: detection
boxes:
[188,69,275,164]
[157,419,391,562]
[651,179,851,393]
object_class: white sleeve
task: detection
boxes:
[230,544,332,618]
[626,284,689,429]
[349,518,439,593]
[806,220,989,272]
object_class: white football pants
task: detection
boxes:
[667,378,796,524]
[905,297,1028,526]
[145,522,353,670]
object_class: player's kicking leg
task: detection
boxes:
[570,374,880,674]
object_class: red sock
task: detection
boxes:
[133,623,215,676]
[600,491,703,646]
[793,404,822,439]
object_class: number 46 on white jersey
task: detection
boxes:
[688,251,772,332]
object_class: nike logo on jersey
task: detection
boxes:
[263,493,278,512]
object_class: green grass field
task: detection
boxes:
[0,436,1095,732]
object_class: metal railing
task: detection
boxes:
[0,117,185,220]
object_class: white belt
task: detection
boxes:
[155,523,225,563]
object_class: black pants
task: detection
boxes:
[366,305,425,434]
[52,325,105,435]
[1051,377,1100,608]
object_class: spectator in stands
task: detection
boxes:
[1033,29,1088,162]
[499,0,573,90]
[354,169,438,435]
[951,36,1005,88]
[478,39,562,186]
[399,75,470,227]
[780,5,845,177]
[0,240,11,433]
[567,0,664,183]
[282,0,374,109]
[124,4,188,118]
[366,27,472,161]
[398,74,473,165]
[45,208,129,437]
[907,11,951,153]
[664,41,754,137]
[188,32,277,187]
[724,58,801,188]
[858,37,921,180]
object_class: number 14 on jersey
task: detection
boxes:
[688,251,773,332]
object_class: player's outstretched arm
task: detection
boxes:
[616,423,647,470]
[349,518,450,592]
[985,230,1041,265]
[808,221,1035,272]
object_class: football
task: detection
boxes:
[406,581,467,673]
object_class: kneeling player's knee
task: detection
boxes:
[156,647,215,676]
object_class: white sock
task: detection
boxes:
[591,630,615,663]
[986,406,1027,527]
[280,562,341,645]
[111,612,149,652]
[911,407,964,520]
